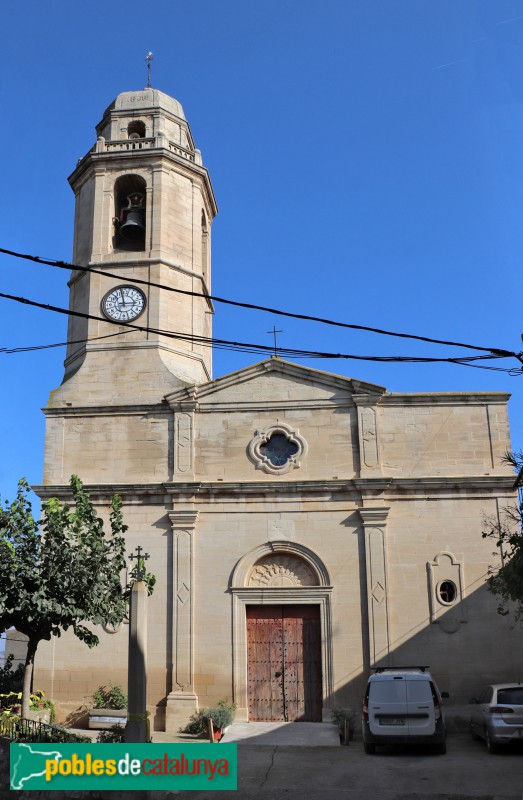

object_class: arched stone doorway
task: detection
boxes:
[230,542,333,722]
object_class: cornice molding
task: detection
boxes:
[358,507,390,526]
[352,394,383,407]
[32,483,169,501]
[43,402,168,417]
[370,475,515,490]
[232,587,333,600]
[184,399,357,413]
[383,392,511,406]
[33,475,516,501]
[164,358,386,406]
[69,147,217,216]
[168,510,199,528]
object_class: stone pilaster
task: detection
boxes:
[166,509,199,734]
[359,507,391,666]
[172,399,197,479]
[354,395,383,477]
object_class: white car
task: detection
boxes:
[362,666,448,754]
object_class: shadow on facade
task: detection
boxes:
[329,574,523,728]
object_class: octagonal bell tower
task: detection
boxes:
[54,88,217,407]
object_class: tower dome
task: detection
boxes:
[96,88,190,146]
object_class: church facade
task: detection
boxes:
[34,87,521,732]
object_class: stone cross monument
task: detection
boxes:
[125,547,150,743]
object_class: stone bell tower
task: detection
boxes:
[56,88,217,406]
[42,88,216,486]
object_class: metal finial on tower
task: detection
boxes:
[146,52,153,88]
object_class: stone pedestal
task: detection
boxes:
[165,691,199,734]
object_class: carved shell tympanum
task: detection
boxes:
[248,554,317,587]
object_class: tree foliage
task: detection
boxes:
[0,654,24,694]
[0,476,128,716]
[482,451,523,621]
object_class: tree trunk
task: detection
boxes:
[21,640,37,718]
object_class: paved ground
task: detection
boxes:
[221,721,340,745]
[183,733,522,800]
[153,721,341,747]
[2,731,521,799]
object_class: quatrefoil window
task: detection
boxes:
[260,434,298,467]
[248,423,307,475]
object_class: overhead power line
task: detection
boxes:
[0,246,518,360]
[0,289,519,373]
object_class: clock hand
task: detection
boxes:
[122,291,134,310]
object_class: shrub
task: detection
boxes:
[97,724,125,743]
[42,699,56,723]
[331,707,355,728]
[8,720,91,743]
[209,699,236,729]
[0,654,24,694]
[182,699,236,735]
[182,709,208,736]
[3,689,58,723]
[91,682,127,710]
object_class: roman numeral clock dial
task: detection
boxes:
[101,285,146,322]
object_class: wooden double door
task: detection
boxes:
[247,605,322,722]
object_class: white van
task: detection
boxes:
[362,666,447,754]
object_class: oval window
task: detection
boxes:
[437,580,457,605]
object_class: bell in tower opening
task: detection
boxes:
[113,175,147,251]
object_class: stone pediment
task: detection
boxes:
[165,358,386,410]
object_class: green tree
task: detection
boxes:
[0,476,128,717]
[482,451,523,621]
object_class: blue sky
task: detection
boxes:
[2,0,523,505]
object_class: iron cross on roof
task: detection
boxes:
[129,545,150,581]
[267,325,282,356]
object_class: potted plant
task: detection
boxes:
[181,699,236,741]
[88,683,127,730]
[207,699,236,742]
[27,691,56,724]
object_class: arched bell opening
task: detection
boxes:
[128,120,146,139]
[113,174,147,252]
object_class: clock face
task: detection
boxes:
[101,285,146,322]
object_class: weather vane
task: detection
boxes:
[146,52,153,88]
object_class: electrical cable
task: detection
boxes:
[0,329,132,355]
[0,246,518,360]
[0,289,518,372]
